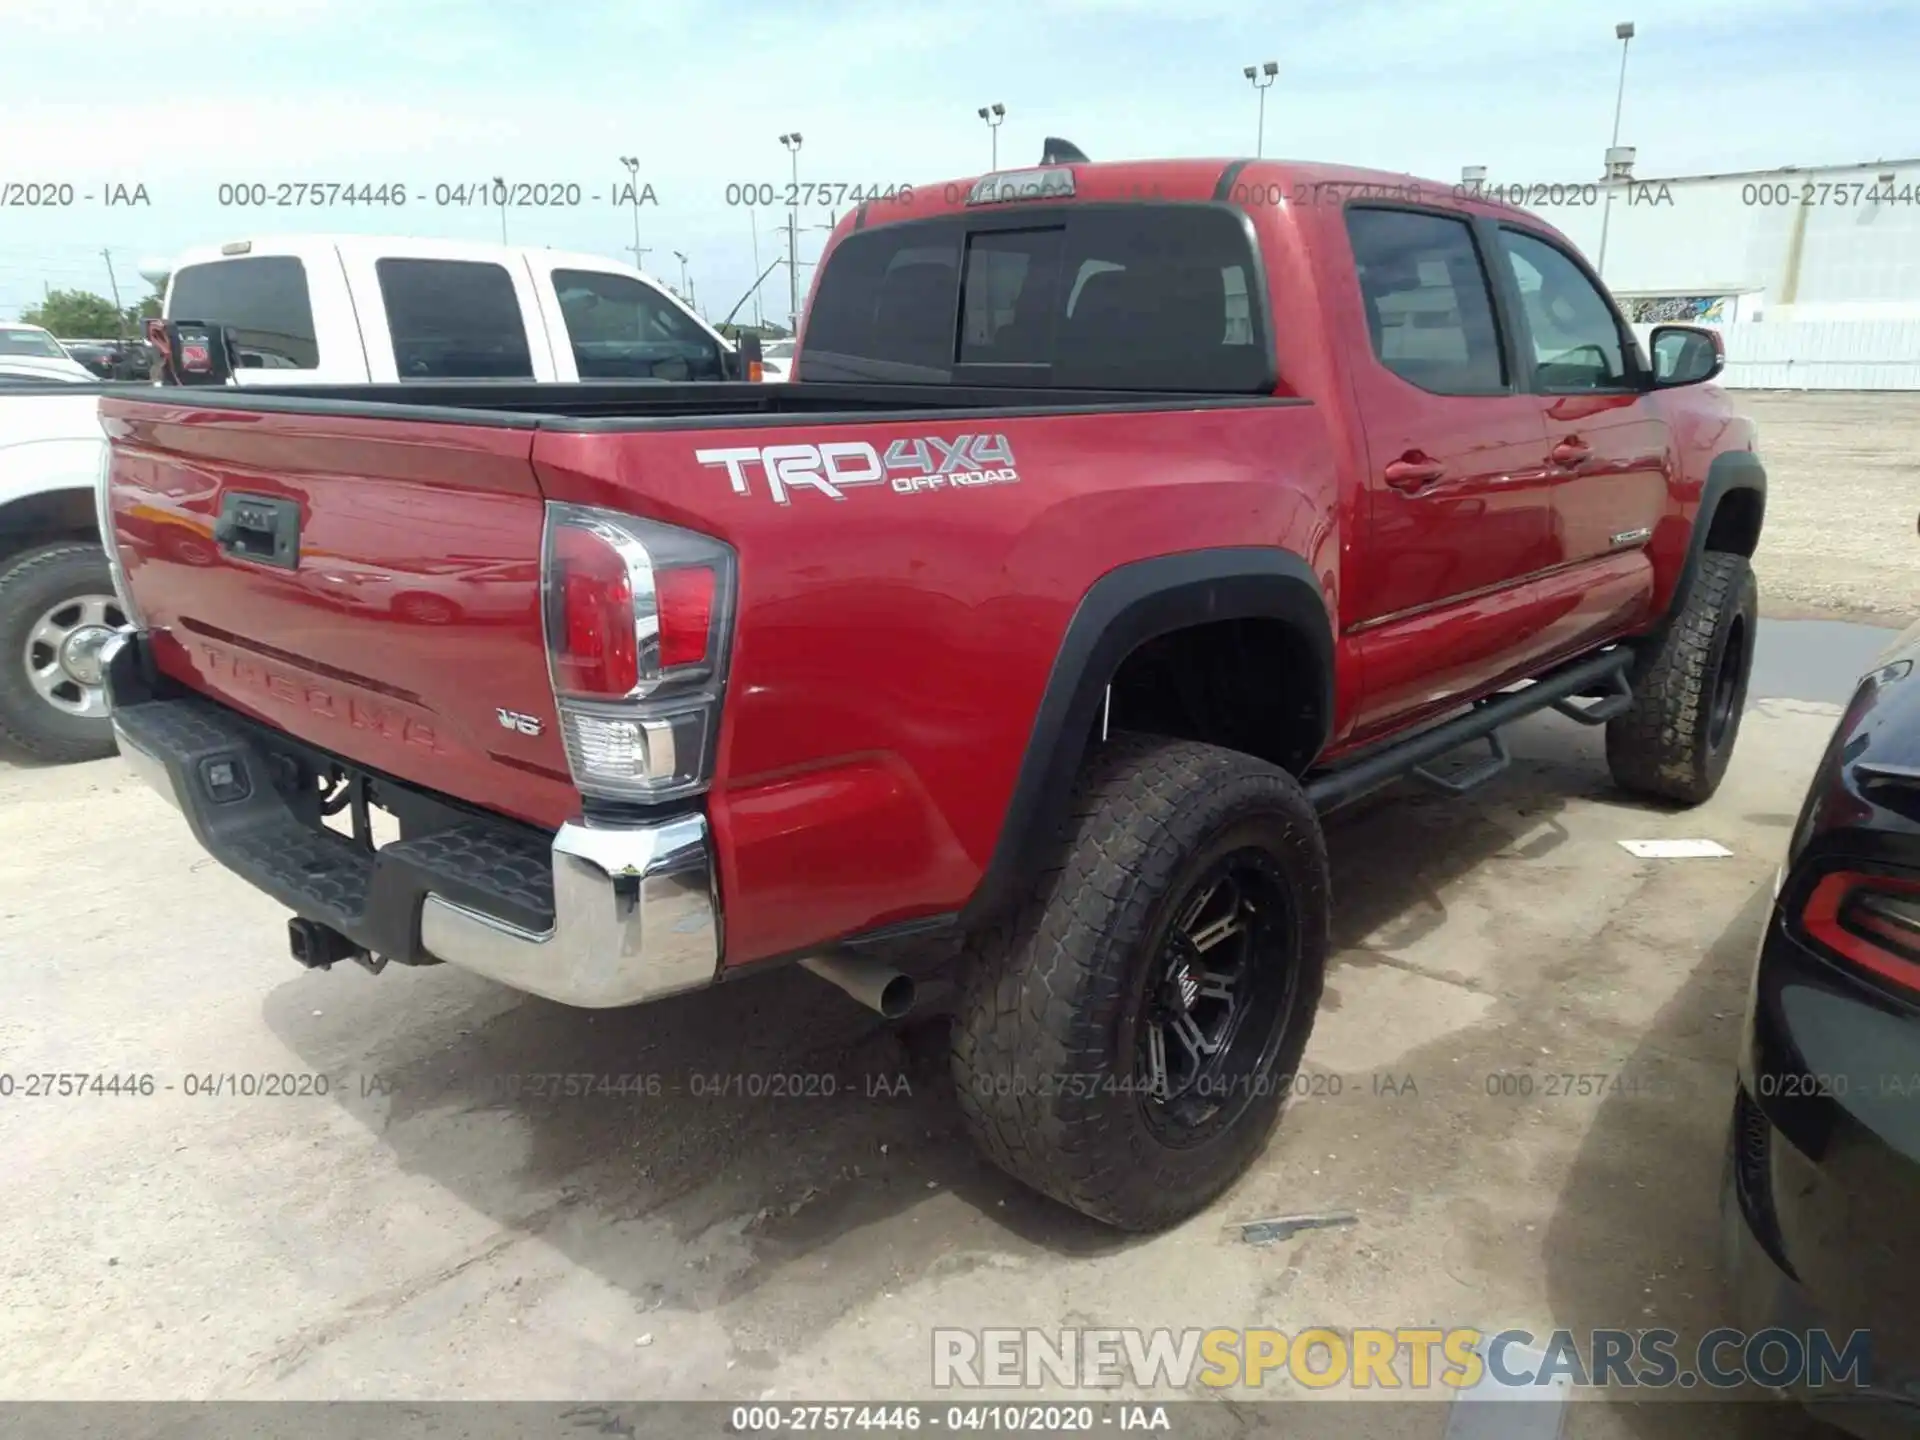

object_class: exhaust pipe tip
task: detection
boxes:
[873,971,917,1021]
[802,952,917,1019]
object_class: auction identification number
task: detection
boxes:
[731,1406,1109,1431]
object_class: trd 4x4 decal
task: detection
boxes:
[694,434,1019,505]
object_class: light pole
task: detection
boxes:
[779,132,803,331]
[673,250,691,300]
[1596,21,1635,279]
[1242,61,1277,157]
[493,175,508,244]
[977,103,1005,169]
[619,155,645,268]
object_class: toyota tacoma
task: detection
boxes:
[95,150,1765,1231]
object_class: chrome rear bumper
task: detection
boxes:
[104,630,721,1009]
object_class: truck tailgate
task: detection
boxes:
[99,399,578,829]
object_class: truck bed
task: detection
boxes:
[101,379,1285,428]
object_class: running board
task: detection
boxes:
[1303,647,1635,813]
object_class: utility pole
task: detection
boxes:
[632,245,652,273]
[1242,61,1278,157]
[619,155,645,268]
[101,249,125,342]
[749,213,764,328]
[779,132,803,332]
[493,175,509,244]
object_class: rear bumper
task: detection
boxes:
[101,630,722,1009]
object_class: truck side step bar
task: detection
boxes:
[1410,731,1511,796]
[1303,646,1636,813]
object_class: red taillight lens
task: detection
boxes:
[1802,871,1920,995]
[541,503,736,803]
[551,524,639,696]
[656,565,716,669]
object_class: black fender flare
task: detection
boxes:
[959,547,1333,928]
[1657,450,1766,634]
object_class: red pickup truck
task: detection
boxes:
[95,153,1764,1231]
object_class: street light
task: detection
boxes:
[1596,21,1635,278]
[619,155,645,269]
[1242,61,1277,158]
[779,132,803,330]
[977,103,1006,169]
[492,174,508,244]
[672,249,691,300]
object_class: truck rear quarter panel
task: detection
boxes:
[533,403,1339,965]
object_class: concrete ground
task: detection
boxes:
[0,618,1900,1439]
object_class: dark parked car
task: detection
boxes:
[60,338,156,380]
[1725,615,1920,1436]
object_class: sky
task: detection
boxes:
[2,0,1917,324]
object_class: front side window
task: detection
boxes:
[375,258,532,379]
[1499,229,1633,391]
[552,269,726,381]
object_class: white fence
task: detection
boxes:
[1631,320,1920,390]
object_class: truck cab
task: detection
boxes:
[159,235,736,385]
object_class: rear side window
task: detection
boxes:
[168,257,319,370]
[375,258,533,379]
[552,268,726,381]
[802,205,1271,391]
[1344,208,1506,395]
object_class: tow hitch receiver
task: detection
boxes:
[288,917,381,974]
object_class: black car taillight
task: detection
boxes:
[1801,869,1920,999]
[539,502,736,804]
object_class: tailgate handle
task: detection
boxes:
[213,493,301,570]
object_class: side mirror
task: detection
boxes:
[1648,324,1725,388]
[732,331,764,383]
[147,318,237,386]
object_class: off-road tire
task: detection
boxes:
[1606,551,1757,806]
[951,734,1330,1231]
[0,542,120,764]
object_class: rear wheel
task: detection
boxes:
[0,542,125,764]
[951,735,1329,1231]
[1606,551,1757,805]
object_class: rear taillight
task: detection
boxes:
[1801,870,1920,997]
[541,503,736,804]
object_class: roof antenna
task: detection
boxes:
[1041,137,1089,165]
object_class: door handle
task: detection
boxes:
[1383,457,1446,491]
[1550,439,1592,467]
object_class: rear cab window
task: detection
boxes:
[1343,207,1507,396]
[374,258,533,379]
[167,256,319,371]
[800,204,1273,391]
[550,269,726,381]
